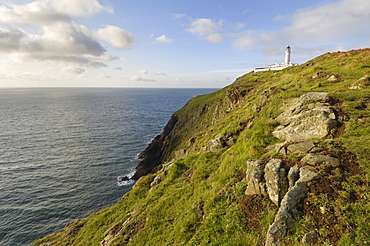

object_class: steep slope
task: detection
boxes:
[35,49,370,246]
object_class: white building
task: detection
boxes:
[254,46,297,72]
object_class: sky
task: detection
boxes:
[0,0,369,88]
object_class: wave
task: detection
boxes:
[117,170,136,187]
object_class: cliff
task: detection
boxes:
[35,49,370,245]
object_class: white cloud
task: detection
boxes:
[0,21,110,66]
[138,70,148,75]
[285,0,370,43]
[41,21,106,56]
[0,0,111,24]
[173,13,186,19]
[155,35,174,44]
[96,25,135,50]
[0,1,68,24]
[131,75,156,82]
[233,0,370,50]
[98,73,111,79]
[186,18,224,43]
[263,47,283,56]
[205,33,224,43]
[156,71,167,76]
[187,18,223,36]
[0,0,123,68]
[62,66,85,74]
[233,22,246,30]
[51,0,112,17]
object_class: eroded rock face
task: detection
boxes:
[207,135,226,152]
[243,157,323,245]
[287,165,299,188]
[265,166,320,246]
[287,141,316,154]
[266,140,316,155]
[300,154,339,165]
[272,92,337,140]
[245,160,266,196]
[264,159,288,206]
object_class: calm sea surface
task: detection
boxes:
[0,88,218,246]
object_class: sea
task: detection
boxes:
[0,87,218,246]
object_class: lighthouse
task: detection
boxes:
[284,46,291,65]
[254,46,297,72]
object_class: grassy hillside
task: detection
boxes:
[35,49,370,246]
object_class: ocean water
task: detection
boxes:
[0,87,217,246]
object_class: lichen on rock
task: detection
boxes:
[265,166,320,246]
[272,92,338,140]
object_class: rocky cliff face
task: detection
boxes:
[132,85,251,180]
[34,49,370,246]
[131,115,178,180]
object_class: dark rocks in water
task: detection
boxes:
[118,176,130,182]
[131,115,178,180]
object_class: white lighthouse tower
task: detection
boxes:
[284,46,291,65]
[254,45,297,72]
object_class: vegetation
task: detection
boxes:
[34,49,370,245]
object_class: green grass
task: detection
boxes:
[34,48,370,246]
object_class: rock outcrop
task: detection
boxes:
[300,153,339,166]
[265,166,320,246]
[132,115,178,180]
[245,160,266,196]
[243,153,323,245]
[272,92,338,140]
[264,159,288,206]
[244,155,321,245]
[349,75,370,89]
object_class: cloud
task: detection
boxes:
[156,71,167,76]
[51,0,112,17]
[205,33,224,43]
[96,25,135,50]
[186,18,224,43]
[263,47,283,56]
[0,21,110,66]
[233,0,370,50]
[0,0,124,68]
[187,18,222,36]
[285,0,370,43]
[0,0,111,24]
[233,22,246,30]
[173,13,186,19]
[138,70,148,75]
[0,28,27,52]
[131,75,156,82]
[62,66,85,74]
[155,35,174,44]
[0,1,69,24]
[98,73,111,79]
[115,66,122,70]
[42,21,106,56]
